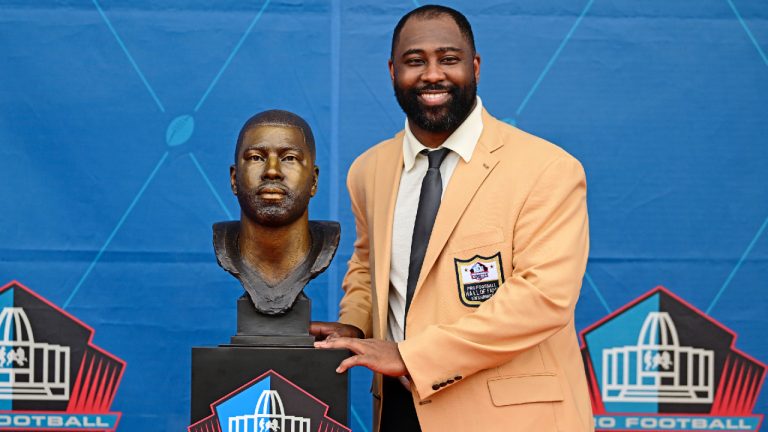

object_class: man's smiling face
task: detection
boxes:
[389,15,480,134]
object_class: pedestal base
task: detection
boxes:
[190,346,350,429]
[229,294,315,347]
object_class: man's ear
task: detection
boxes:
[388,59,395,83]
[473,54,481,84]
[230,165,237,195]
[311,166,319,197]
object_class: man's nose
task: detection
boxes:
[421,61,446,83]
[261,155,283,179]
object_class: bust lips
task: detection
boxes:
[256,184,288,200]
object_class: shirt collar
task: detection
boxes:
[402,96,484,171]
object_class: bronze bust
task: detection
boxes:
[213,110,339,315]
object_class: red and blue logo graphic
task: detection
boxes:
[581,286,765,431]
[0,281,124,430]
[189,370,349,432]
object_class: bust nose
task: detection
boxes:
[261,154,284,180]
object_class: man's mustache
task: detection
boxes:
[414,83,456,93]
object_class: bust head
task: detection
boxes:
[214,110,340,317]
[230,110,319,228]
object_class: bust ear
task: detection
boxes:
[230,165,238,195]
[311,166,319,197]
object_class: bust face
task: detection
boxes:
[231,125,318,227]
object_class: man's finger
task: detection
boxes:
[309,322,364,340]
[336,355,362,373]
[309,322,334,335]
[315,336,363,353]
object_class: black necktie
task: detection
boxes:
[404,148,450,322]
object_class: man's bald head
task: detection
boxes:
[235,109,316,163]
[391,4,476,60]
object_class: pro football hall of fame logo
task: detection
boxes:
[0,281,124,431]
[581,286,765,431]
[189,370,350,432]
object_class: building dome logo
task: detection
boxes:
[602,311,715,404]
[228,389,310,432]
[581,286,765,431]
[0,307,70,401]
[189,370,349,432]
[0,281,124,431]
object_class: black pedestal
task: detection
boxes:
[190,346,350,430]
[189,294,351,431]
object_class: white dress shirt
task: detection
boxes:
[388,97,484,343]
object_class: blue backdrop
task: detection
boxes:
[1,0,766,430]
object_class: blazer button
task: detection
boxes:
[454,375,462,380]
[432,384,440,391]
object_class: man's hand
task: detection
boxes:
[309,321,364,341]
[314,337,408,377]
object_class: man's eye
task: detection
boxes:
[283,155,298,162]
[441,56,459,64]
[248,155,265,161]
[405,58,425,66]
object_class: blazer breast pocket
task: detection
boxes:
[449,227,505,253]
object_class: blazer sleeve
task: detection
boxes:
[398,155,590,399]
[338,155,374,338]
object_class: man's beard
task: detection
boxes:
[237,181,311,227]
[394,79,476,133]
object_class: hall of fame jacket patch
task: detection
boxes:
[454,252,505,307]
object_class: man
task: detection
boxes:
[216,109,339,316]
[313,5,593,431]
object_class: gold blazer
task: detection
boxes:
[339,109,594,432]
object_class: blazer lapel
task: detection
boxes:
[372,133,404,337]
[413,111,504,299]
